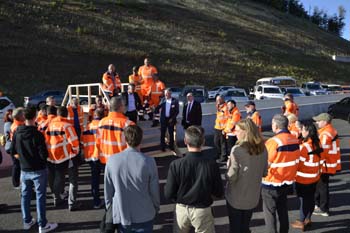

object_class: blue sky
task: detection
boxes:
[299,0,350,40]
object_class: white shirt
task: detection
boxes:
[165,98,172,117]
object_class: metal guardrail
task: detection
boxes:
[61,83,129,111]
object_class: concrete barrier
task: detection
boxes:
[175,93,350,140]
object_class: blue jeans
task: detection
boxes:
[21,169,48,227]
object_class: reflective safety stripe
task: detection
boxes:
[273,137,283,147]
[262,180,294,186]
[47,156,70,164]
[270,160,299,168]
[323,163,338,168]
[101,139,126,146]
[83,142,96,147]
[296,171,318,178]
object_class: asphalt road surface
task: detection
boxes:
[0,119,349,233]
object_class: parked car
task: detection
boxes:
[321,84,343,94]
[0,96,16,133]
[328,97,350,123]
[341,85,350,93]
[178,85,208,104]
[253,85,284,100]
[208,86,235,100]
[281,87,306,97]
[301,82,327,96]
[222,88,249,102]
[24,90,65,109]
[168,87,182,99]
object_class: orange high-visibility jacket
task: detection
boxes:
[96,112,135,164]
[45,117,79,164]
[82,119,100,162]
[67,105,84,131]
[288,122,301,139]
[296,139,325,184]
[38,114,56,134]
[139,65,157,97]
[36,111,47,126]
[247,110,262,132]
[214,103,229,130]
[10,119,24,140]
[129,74,143,97]
[283,100,299,116]
[102,72,121,93]
[318,124,341,174]
[224,107,241,136]
[150,80,166,107]
[263,130,300,187]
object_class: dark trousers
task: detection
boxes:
[315,173,330,212]
[126,110,138,124]
[48,161,68,201]
[68,163,79,206]
[262,185,290,233]
[105,220,154,233]
[214,129,227,159]
[226,135,238,156]
[226,201,253,233]
[160,118,175,150]
[89,161,102,206]
[11,156,21,187]
[296,182,317,221]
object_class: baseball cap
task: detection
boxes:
[244,101,255,107]
[312,113,332,122]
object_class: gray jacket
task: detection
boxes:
[225,144,268,210]
[104,147,160,225]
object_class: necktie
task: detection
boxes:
[186,102,192,121]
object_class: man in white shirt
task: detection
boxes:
[155,89,179,151]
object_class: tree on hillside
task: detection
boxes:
[311,7,323,26]
[288,0,308,18]
[337,6,346,36]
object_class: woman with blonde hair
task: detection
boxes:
[225,118,268,233]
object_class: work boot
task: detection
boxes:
[304,219,312,229]
[291,220,305,231]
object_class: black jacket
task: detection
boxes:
[164,152,224,208]
[10,125,48,172]
[181,100,202,128]
[122,91,142,111]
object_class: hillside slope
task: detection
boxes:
[1,0,350,104]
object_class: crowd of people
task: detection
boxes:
[0,58,343,233]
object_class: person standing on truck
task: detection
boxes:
[138,57,158,102]
[102,64,121,97]
[282,93,299,116]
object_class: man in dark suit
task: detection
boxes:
[122,83,142,123]
[181,92,202,129]
[155,88,179,151]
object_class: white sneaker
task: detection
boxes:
[23,218,36,230]
[39,223,58,233]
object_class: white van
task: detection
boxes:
[253,85,284,100]
[256,76,297,87]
